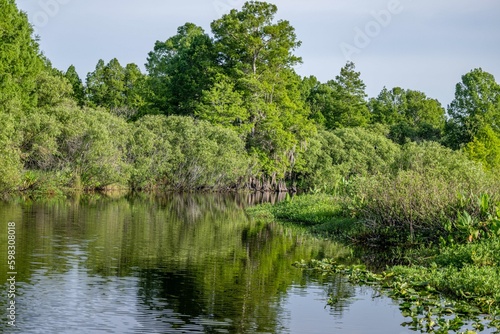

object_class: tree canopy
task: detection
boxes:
[145,23,218,116]
[446,68,500,147]
[144,1,315,177]
[446,68,500,169]
[211,1,301,76]
[369,87,445,143]
[1,0,499,194]
[0,0,43,112]
[305,62,371,130]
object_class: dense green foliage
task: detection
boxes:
[354,142,499,243]
[129,115,250,190]
[0,112,22,192]
[1,0,500,197]
[263,140,500,246]
[3,1,500,330]
[294,126,401,190]
[369,87,446,144]
[145,23,217,116]
[445,68,500,171]
[0,0,43,112]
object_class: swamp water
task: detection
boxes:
[0,194,440,333]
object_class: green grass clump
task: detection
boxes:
[271,194,342,225]
[432,238,500,268]
[266,194,361,239]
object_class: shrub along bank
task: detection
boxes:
[248,141,500,333]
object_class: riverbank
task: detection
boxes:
[247,193,500,333]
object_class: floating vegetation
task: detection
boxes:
[294,259,500,334]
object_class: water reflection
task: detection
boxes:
[279,283,411,334]
[0,194,408,333]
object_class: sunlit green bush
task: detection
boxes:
[0,113,23,193]
[21,105,133,190]
[296,127,400,191]
[352,142,500,243]
[56,106,132,189]
[129,115,250,190]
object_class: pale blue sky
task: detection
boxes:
[16,0,500,107]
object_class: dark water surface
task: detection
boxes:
[0,194,411,333]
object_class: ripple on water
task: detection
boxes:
[5,251,415,333]
[0,197,452,334]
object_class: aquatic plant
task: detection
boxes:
[294,259,499,334]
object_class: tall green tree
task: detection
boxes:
[304,81,337,128]
[85,59,108,108]
[145,23,218,116]
[303,63,370,130]
[211,1,314,177]
[123,63,146,107]
[446,68,500,149]
[86,58,126,110]
[64,65,85,107]
[369,87,445,143]
[121,63,147,119]
[464,125,500,170]
[445,68,500,169]
[211,1,301,76]
[369,86,406,125]
[86,59,145,118]
[0,0,43,113]
[301,76,328,126]
[194,74,250,133]
[323,62,370,129]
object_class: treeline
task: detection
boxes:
[1,0,500,194]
